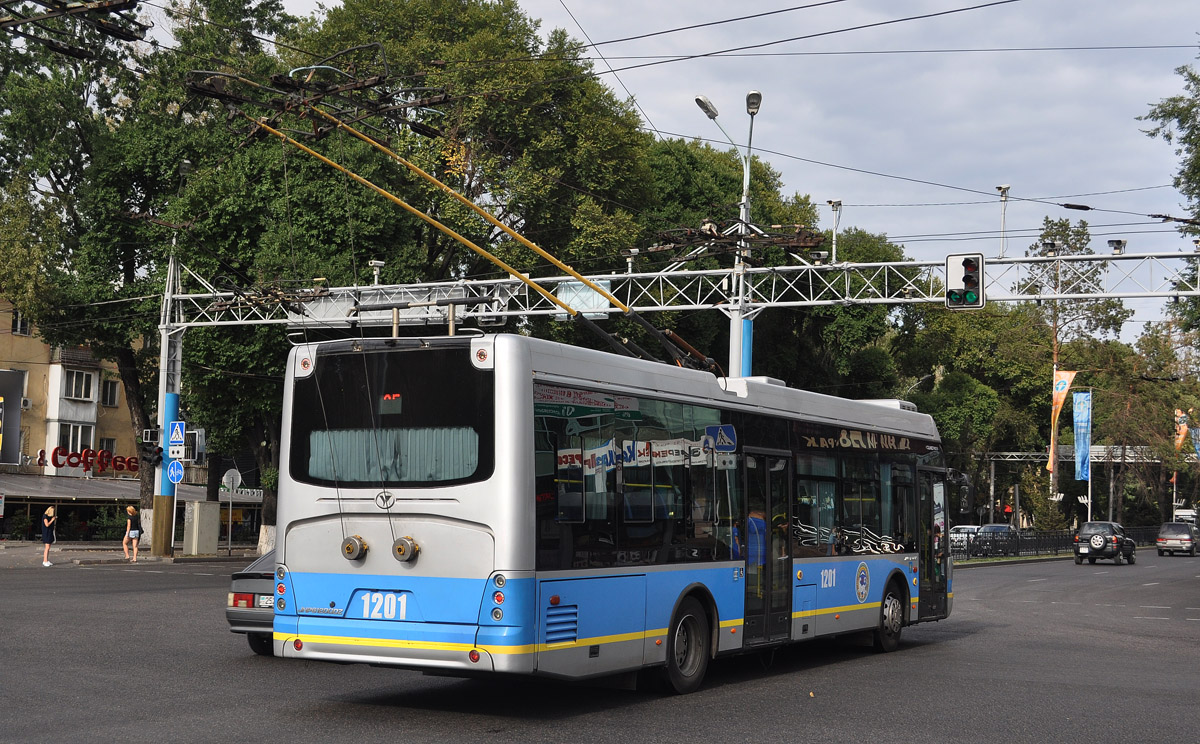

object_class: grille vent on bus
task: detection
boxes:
[544,604,579,644]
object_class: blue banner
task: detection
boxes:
[1191,424,1200,460]
[1073,391,1092,480]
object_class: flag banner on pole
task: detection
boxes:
[1189,421,1200,459]
[1175,409,1190,452]
[1073,391,1091,481]
[1047,370,1077,472]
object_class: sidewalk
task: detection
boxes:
[0,540,260,569]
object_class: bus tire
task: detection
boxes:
[247,633,273,657]
[664,596,709,694]
[872,582,905,653]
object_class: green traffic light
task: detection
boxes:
[965,290,978,304]
[947,289,963,304]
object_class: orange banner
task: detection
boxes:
[1047,370,1077,472]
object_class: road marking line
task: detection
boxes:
[1027,578,1047,582]
[1133,616,1169,620]
[1139,605,1171,609]
[1141,583,1160,586]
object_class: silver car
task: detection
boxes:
[225,550,276,656]
[1157,522,1198,557]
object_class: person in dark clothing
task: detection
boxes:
[41,507,56,566]
[123,505,142,563]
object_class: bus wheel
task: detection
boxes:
[872,583,904,653]
[664,597,709,694]
[247,633,273,657]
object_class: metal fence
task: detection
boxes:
[950,526,1161,561]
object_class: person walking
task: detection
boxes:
[123,505,142,563]
[41,507,56,566]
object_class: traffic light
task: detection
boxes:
[150,447,164,467]
[945,253,986,309]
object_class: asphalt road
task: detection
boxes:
[2,555,1198,743]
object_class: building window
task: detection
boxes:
[11,310,30,336]
[59,423,94,453]
[99,437,117,453]
[101,379,120,407]
[64,370,93,400]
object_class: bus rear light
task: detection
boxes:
[549,595,560,606]
[491,608,503,621]
[277,583,286,595]
[469,650,480,663]
[230,592,254,609]
[493,591,504,605]
[293,639,303,651]
[494,574,506,588]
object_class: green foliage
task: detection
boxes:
[5,512,32,540]
[89,506,129,541]
[918,371,1000,451]
[1021,467,1068,531]
[261,467,279,492]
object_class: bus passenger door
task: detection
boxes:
[917,469,949,620]
[743,451,792,646]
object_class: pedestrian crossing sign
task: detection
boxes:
[705,424,737,452]
[168,420,186,446]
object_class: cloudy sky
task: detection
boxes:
[282,0,1199,336]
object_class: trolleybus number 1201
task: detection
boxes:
[359,591,408,620]
[820,569,837,588]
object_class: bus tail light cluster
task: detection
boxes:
[490,575,506,621]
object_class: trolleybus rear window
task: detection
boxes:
[289,348,494,487]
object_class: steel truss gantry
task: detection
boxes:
[167,249,1200,330]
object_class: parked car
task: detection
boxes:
[972,524,1019,557]
[1073,522,1136,565]
[948,525,979,551]
[226,549,276,656]
[1157,522,1198,556]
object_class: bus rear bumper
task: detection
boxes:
[273,618,536,674]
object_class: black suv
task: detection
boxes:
[1074,521,1136,565]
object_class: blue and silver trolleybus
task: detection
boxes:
[272,333,951,692]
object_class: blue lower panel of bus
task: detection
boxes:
[274,571,540,674]
[533,565,746,679]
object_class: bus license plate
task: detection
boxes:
[258,595,275,608]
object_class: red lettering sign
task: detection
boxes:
[39,447,138,473]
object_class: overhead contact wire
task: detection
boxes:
[243,113,579,318]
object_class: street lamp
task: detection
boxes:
[827,199,842,263]
[695,90,761,377]
[996,185,1010,259]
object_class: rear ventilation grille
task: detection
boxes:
[544,604,579,644]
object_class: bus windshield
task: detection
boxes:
[289,345,494,488]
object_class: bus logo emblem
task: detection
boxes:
[375,491,395,509]
[855,562,870,603]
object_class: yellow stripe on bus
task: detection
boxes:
[791,602,881,619]
[276,628,677,657]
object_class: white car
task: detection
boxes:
[948,525,979,551]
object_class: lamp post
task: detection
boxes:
[695,90,761,377]
[996,185,1010,259]
[827,199,842,263]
